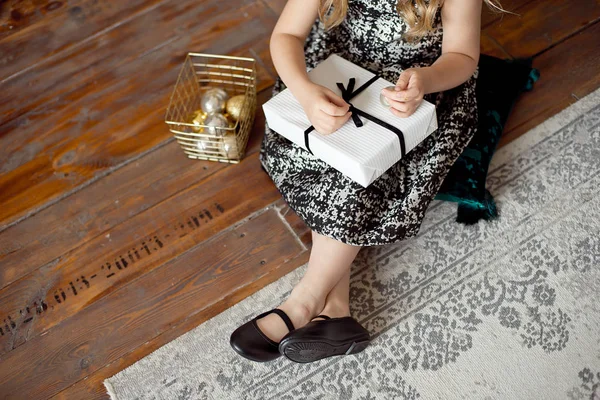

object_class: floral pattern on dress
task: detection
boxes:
[260,0,479,246]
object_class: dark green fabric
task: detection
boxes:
[435,54,540,224]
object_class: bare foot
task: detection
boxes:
[256,283,325,342]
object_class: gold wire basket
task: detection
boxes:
[165,53,257,163]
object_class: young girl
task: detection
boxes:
[231,0,499,363]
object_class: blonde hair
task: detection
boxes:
[318,0,506,42]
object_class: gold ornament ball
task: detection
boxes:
[191,109,208,131]
[225,94,246,121]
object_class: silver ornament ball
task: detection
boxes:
[196,139,208,152]
[195,136,222,157]
[221,132,239,158]
[204,113,230,136]
[209,87,228,100]
[380,85,396,108]
[201,88,228,114]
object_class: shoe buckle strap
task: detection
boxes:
[270,308,295,331]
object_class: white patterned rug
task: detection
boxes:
[105,88,600,400]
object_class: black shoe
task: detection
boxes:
[230,308,295,362]
[278,314,370,363]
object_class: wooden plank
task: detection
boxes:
[0,87,274,352]
[0,0,275,163]
[498,20,600,147]
[481,0,535,27]
[0,88,272,290]
[0,0,65,40]
[274,198,312,248]
[0,209,305,400]
[0,0,270,124]
[0,150,281,355]
[0,0,170,81]
[483,0,600,58]
[480,33,511,59]
[262,0,287,15]
[0,0,277,229]
[249,35,279,85]
[51,251,310,400]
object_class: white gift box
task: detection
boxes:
[263,54,438,187]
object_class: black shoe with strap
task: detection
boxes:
[278,314,371,363]
[230,308,295,362]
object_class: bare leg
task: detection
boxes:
[311,267,351,321]
[256,231,361,342]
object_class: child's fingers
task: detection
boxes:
[323,88,349,107]
[315,110,352,134]
[338,110,353,124]
[322,88,352,116]
[387,97,422,117]
[396,69,417,89]
[387,94,423,110]
[320,102,348,116]
[387,98,411,113]
[395,75,409,91]
[318,88,350,116]
[382,86,420,102]
[390,106,415,119]
[331,110,352,129]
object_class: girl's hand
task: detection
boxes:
[380,68,426,118]
[296,83,352,135]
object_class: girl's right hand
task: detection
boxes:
[296,83,352,135]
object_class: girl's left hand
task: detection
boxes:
[380,68,426,118]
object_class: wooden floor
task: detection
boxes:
[0,0,598,398]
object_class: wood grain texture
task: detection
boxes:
[0,0,66,39]
[0,152,281,355]
[480,33,510,59]
[274,198,312,248]
[0,0,255,81]
[481,0,535,27]
[0,0,270,124]
[262,0,287,15]
[0,88,271,290]
[483,0,600,58]
[0,0,277,230]
[0,0,168,80]
[0,209,304,400]
[51,251,310,400]
[1,1,599,399]
[0,91,273,373]
[499,20,600,147]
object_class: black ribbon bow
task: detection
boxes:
[337,77,365,128]
[303,76,407,158]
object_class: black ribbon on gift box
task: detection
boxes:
[303,76,407,158]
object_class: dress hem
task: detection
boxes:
[260,158,420,248]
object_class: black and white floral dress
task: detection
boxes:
[259,0,478,246]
